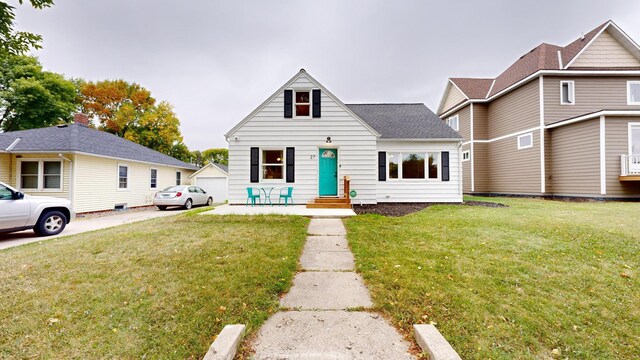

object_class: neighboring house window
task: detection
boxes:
[295,91,310,117]
[176,171,182,185]
[560,81,575,105]
[18,160,63,191]
[118,165,128,189]
[150,169,158,189]
[447,115,459,131]
[262,149,284,180]
[628,81,640,105]
[462,151,470,162]
[518,133,533,149]
[387,152,439,180]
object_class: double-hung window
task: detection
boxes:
[295,91,310,117]
[150,169,158,189]
[176,171,182,185]
[262,149,284,180]
[387,152,439,180]
[118,165,128,189]
[560,81,575,105]
[628,81,640,105]
[462,151,470,162]
[447,115,459,131]
[19,160,63,191]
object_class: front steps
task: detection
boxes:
[306,197,352,209]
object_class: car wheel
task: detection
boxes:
[184,199,193,210]
[157,205,167,211]
[206,197,213,206]
[34,210,67,236]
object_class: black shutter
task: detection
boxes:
[284,90,293,118]
[378,151,386,181]
[286,147,295,183]
[250,147,259,183]
[312,89,321,118]
[442,151,450,182]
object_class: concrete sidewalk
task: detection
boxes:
[0,208,186,250]
[250,218,414,359]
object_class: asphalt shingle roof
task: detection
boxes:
[0,124,198,170]
[346,103,462,140]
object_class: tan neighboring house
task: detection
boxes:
[0,123,198,213]
[438,20,640,199]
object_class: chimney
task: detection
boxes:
[74,113,90,126]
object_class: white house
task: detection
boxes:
[225,69,463,207]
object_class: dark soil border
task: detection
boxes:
[352,201,508,217]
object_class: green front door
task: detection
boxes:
[319,148,338,196]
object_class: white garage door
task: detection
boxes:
[196,177,228,203]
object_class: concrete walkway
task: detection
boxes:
[0,208,186,250]
[250,218,414,359]
[201,204,356,217]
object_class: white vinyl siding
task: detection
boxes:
[377,140,461,203]
[227,73,377,205]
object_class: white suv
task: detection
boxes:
[0,182,75,236]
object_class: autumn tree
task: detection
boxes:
[0,55,77,131]
[78,79,185,156]
[1,0,54,56]
[202,148,228,165]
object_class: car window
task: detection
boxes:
[0,185,13,200]
[197,187,206,194]
[161,186,184,192]
[188,186,197,193]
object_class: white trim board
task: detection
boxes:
[545,110,640,129]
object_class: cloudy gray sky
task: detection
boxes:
[12,0,640,150]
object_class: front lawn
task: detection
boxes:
[345,197,639,359]
[0,213,308,358]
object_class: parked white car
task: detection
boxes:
[153,185,213,210]
[0,182,75,236]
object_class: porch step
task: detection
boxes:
[313,197,350,204]
[306,202,352,209]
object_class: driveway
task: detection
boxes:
[0,208,187,250]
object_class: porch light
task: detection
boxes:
[326,136,332,143]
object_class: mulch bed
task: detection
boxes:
[352,201,508,217]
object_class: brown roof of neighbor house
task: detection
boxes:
[444,20,627,103]
[450,78,494,99]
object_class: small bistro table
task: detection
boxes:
[260,187,275,206]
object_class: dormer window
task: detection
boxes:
[295,91,310,117]
[560,81,575,105]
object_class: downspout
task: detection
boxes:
[58,154,74,205]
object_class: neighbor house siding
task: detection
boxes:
[550,119,601,196]
[0,153,10,183]
[10,153,71,200]
[473,142,490,192]
[73,154,194,213]
[544,76,640,124]
[227,73,378,205]
[376,140,461,203]
[605,117,640,197]
[473,104,489,140]
[487,79,540,139]
[455,105,471,140]
[461,143,471,193]
[544,129,553,194]
[487,132,541,194]
[442,86,467,113]
[569,30,640,68]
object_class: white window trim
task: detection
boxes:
[176,171,182,186]
[294,90,311,119]
[628,81,640,105]
[150,168,158,190]
[560,80,575,105]
[16,159,64,192]
[447,115,459,131]
[517,133,534,150]
[629,122,640,155]
[462,150,470,162]
[386,151,440,181]
[118,164,128,191]
[260,148,286,183]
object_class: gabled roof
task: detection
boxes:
[0,124,198,170]
[188,162,228,178]
[346,104,462,140]
[440,20,640,113]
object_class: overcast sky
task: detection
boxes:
[12,0,640,150]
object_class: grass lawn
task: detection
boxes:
[345,197,639,359]
[0,211,308,359]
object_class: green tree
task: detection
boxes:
[202,148,228,166]
[190,150,204,167]
[1,0,54,56]
[78,79,185,156]
[0,55,77,131]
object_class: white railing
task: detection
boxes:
[621,154,640,176]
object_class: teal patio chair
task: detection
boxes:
[278,187,293,206]
[246,187,261,206]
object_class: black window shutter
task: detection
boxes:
[312,89,321,118]
[250,147,259,183]
[286,147,295,183]
[284,90,293,118]
[378,151,386,181]
[442,151,450,182]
